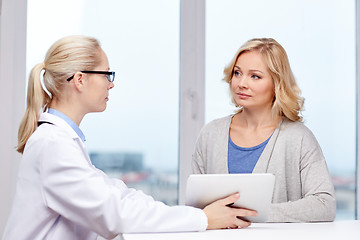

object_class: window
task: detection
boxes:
[27,0,180,205]
[205,0,356,219]
[26,0,359,219]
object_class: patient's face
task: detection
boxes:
[230,50,274,110]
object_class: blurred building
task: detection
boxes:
[90,152,143,173]
[89,152,178,205]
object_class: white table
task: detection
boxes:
[123,220,360,240]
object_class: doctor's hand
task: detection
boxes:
[203,193,257,230]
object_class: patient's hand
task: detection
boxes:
[203,193,257,230]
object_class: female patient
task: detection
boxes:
[192,38,336,222]
[3,36,257,240]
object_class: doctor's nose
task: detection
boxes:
[108,81,114,90]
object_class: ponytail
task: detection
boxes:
[16,63,47,153]
[16,35,101,153]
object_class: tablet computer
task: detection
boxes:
[185,173,275,222]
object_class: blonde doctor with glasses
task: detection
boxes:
[2,36,257,240]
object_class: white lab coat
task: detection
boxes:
[3,112,207,240]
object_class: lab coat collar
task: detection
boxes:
[38,112,82,142]
[47,108,86,142]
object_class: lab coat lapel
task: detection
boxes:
[39,112,94,167]
[38,113,80,140]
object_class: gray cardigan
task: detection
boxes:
[192,115,336,222]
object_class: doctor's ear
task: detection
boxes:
[72,72,86,91]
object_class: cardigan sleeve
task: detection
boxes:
[192,132,206,174]
[267,126,336,222]
[191,115,233,175]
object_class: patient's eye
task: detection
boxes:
[251,74,261,80]
[234,70,241,77]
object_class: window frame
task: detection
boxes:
[178,0,205,204]
[355,0,360,220]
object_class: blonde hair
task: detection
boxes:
[16,35,102,153]
[223,38,304,122]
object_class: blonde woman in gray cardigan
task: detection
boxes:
[192,38,336,223]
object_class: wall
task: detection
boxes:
[0,0,26,235]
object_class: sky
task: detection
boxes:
[27,0,356,176]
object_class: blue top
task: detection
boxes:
[228,133,271,173]
[48,108,86,142]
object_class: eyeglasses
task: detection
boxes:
[67,71,115,82]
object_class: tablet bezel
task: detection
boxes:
[185,173,275,222]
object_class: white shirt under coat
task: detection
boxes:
[3,112,207,240]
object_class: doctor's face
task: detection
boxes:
[83,48,114,113]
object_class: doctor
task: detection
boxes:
[2,36,257,240]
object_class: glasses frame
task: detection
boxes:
[67,70,115,82]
